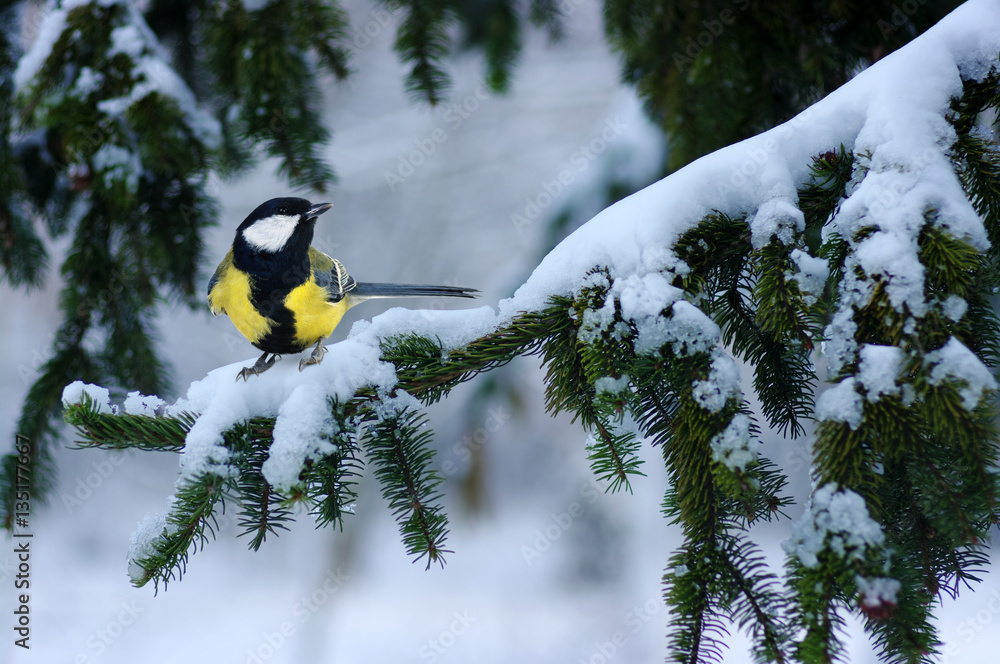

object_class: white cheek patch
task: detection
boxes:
[242,214,299,252]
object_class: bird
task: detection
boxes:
[208,197,478,381]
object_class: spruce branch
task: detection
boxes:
[674,211,823,439]
[383,0,454,105]
[363,407,452,568]
[949,73,1000,258]
[294,0,352,81]
[799,146,854,247]
[570,273,648,492]
[0,199,46,288]
[301,401,363,531]
[229,420,294,551]
[48,59,1000,661]
[482,0,522,93]
[130,471,228,591]
[664,542,730,664]
[128,418,293,589]
[527,0,565,40]
[2,0,217,529]
[203,1,338,192]
[719,534,791,663]
[585,421,643,493]
[65,401,193,452]
[626,291,791,662]
[0,6,44,289]
[722,454,793,528]
[787,563,848,664]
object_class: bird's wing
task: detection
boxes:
[309,247,357,303]
[207,249,234,316]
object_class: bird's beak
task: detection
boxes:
[308,202,333,218]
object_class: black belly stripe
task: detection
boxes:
[235,244,313,355]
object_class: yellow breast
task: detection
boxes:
[284,279,350,347]
[208,253,274,344]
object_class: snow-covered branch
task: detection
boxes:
[62,2,1000,661]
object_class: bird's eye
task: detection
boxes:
[277,205,289,215]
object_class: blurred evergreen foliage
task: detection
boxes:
[603,0,963,172]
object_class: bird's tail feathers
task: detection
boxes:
[350,282,478,300]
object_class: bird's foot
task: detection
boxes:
[236,352,279,382]
[299,339,328,371]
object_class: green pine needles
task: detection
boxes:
[365,408,452,568]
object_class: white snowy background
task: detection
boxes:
[5,1,1000,663]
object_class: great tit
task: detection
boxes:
[208,197,478,381]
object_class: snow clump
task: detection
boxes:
[815,378,864,430]
[783,484,885,568]
[925,336,997,409]
[857,344,904,402]
[62,381,115,415]
[692,351,741,413]
[709,413,757,473]
[123,391,166,417]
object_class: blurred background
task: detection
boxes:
[3,0,1000,662]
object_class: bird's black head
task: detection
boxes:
[236,197,333,254]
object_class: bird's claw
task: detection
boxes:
[236,352,279,381]
[298,341,328,371]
